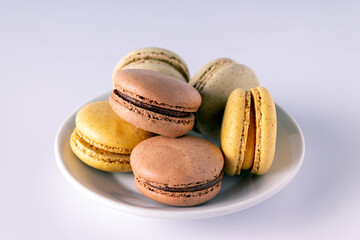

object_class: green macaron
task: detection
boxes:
[113,47,189,82]
[189,58,260,142]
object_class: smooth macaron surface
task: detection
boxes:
[113,47,189,82]
[189,58,259,142]
[110,69,201,137]
[131,135,224,206]
[70,101,154,172]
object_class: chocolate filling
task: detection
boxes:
[114,89,191,118]
[146,172,223,192]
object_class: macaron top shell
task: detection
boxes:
[114,69,201,112]
[250,87,277,175]
[189,58,258,92]
[122,61,185,82]
[75,101,154,153]
[190,58,235,91]
[131,135,224,186]
[113,47,189,81]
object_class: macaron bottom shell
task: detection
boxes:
[135,178,222,207]
[220,88,251,176]
[70,130,132,172]
[109,93,195,138]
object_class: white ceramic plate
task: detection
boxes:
[55,92,305,219]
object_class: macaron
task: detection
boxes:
[70,101,154,172]
[113,47,189,82]
[189,58,259,141]
[221,87,277,176]
[109,69,202,137]
[130,135,224,206]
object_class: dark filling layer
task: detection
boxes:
[146,172,223,192]
[114,89,191,118]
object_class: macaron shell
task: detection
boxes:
[242,98,256,170]
[191,61,259,141]
[122,61,186,81]
[109,93,195,137]
[113,69,201,112]
[189,58,235,90]
[76,101,154,154]
[250,87,277,175]
[130,135,224,186]
[112,47,189,81]
[135,178,221,206]
[221,88,250,176]
[70,130,131,172]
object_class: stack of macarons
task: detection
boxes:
[69,47,277,207]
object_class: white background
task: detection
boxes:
[1,1,359,239]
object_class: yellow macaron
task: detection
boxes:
[221,87,277,176]
[70,101,154,172]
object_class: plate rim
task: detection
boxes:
[54,92,305,219]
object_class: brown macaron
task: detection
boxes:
[130,135,224,206]
[109,69,201,137]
